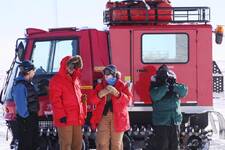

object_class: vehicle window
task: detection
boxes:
[142,34,188,63]
[31,39,79,74]
[52,40,78,72]
[31,41,51,74]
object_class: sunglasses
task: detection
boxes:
[103,69,113,75]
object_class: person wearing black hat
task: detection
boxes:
[90,64,132,150]
[12,60,39,150]
[149,64,188,150]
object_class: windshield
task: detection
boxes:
[31,39,79,74]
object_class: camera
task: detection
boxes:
[155,69,177,91]
[155,68,168,85]
[166,70,176,85]
[166,76,176,85]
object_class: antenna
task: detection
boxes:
[54,0,58,27]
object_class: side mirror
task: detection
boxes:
[215,25,224,44]
[15,40,26,61]
[0,90,3,105]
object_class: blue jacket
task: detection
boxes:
[12,76,29,118]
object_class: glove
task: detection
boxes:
[98,88,110,98]
[67,55,83,69]
[73,55,83,69]
[166,77,176,92]
[168,85,174,91]
[106,85,120,97]
[166,77,176,85]
[59,116,67,124]
[81,94,87,103]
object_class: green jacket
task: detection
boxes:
[150,83,187,126]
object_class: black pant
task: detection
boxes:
[7,120,19,147]
[152,125,180,150]
[16,113,39,150]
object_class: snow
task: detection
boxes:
[208,98,225,150]
[0,107,11,150]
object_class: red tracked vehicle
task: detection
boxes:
[0,0,223,149]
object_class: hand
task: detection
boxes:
[98,88,110,98]
[106,85,120,97]
[81,94,87,103]
[166,77,176,85]
[67,55,83,69]
[168,85,174,91]
[59,116,67,124]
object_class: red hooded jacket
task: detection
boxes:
[49,56,86,127]
[90,79,132,132]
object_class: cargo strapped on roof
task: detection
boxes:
[104,6,210,25]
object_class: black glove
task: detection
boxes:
[166,77,176,85]
[59,116,67,123]
[168,85,174,91]
[167,77,176,92]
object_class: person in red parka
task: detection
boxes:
[90,65,132,150]
[49,55,87,150]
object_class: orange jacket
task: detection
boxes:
[49,56,86,127]
[90,79,132,132]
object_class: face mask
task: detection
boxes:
[106,77,117,85]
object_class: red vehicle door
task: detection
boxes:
[132,28,197,105]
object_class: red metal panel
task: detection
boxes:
[132,28,197,104]
[90,30,109,68]
[78,30,93,87]
[109,26,210,106]
[109,28,131,82]
[196,26,213,106]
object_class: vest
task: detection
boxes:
[15,80,39,113]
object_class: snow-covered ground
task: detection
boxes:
[209,98,225,150]
[0,107,11,150]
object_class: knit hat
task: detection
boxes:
[19,60,35,73]
[103,65,117,77]
[156,64,169,79]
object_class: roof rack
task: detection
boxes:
[49,27,77,32]
[103,6,210,25]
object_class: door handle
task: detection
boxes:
[136,69,148,72]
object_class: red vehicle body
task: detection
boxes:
[0,0,220,149]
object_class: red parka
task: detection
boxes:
[49,56,86,127]
[90,79,132,132]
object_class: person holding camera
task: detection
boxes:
[150,64,188,150]
[90,65,132,150]
[12,60,39,150]
[49,55,87,150]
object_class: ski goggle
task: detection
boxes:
[103,68,113,76]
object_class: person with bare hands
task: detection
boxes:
[90,64,132,150]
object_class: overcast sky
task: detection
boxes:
[0,0,224,71]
